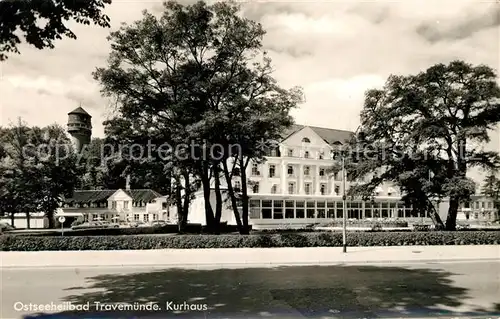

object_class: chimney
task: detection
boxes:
[125,175,131,190]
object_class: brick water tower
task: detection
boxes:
[67,106,92,153]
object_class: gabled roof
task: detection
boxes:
[68,106,91,117]
[281,124,354,145]
[64,189,163,204]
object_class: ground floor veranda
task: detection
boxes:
[247,195,427,221]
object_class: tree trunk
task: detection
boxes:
[46,211,55,229]
[26,212,31,229]
[213,165,222,234]
[221,160,243,233]
[175,178,185,233]
[446,197,459,230]
[10,212,15,227]
[427,198,445,229]
[201,163,215,232]
[239,157,250,235]
[181,173,190,232]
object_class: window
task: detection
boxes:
[319,152,324,159]
[252,182,259,194]
[152,214,158,220]
[269,164,276,177]
[304,151,309,158]
[250,200,260,219]
[287,165,294,176]
[271,185,277,194]
[482,202,485,208]
[144,214,149,222]
[288,182,295,194]
[319,168,325,176]
[234,181,241,191]
[305,183,311,195]
[134,214,140,221]
[273,200,283,219]
[488,202,493,209]
[476,202,480,209]
[304,166,310,176]
[296,201,305,218]
[124,201,129,210]
[320,184,326,195]
[111,201,117,209]
[334,185,340,195]
[92,214,98,221]
[285,201,294,218]
[327,202,335,218]
[288,149,293,157]
[251,163,259,176]
[317,201,325,218]
[306,201,315,218]
[302,137,311,143]
[233,168,241,176]
[262,200,272,219]
[336,202,344,217]
[162,202,168,209]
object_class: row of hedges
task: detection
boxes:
[318,219,409,228]
[1,231,499,251]
[15,223,250,237]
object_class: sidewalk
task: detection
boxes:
[1,245,499,268]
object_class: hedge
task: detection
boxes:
[319,220,409,228]
[13,223,251,237]
[1,231,499,251]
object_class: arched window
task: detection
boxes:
[302,137,311,143]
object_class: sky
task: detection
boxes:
[1,0,499,181]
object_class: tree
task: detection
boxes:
[349,61,500,230]
[0,0,112,60]
[93,0,301,234]
[33,124,81,228]
[0,122,79,229]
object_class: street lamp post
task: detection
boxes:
[342,154,347,253]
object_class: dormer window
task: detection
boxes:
[287,149,293,157]
[302,137,311,143]
[304,151,309,158]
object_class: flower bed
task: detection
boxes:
[1,231,498,251]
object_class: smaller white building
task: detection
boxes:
[60,188,167,225]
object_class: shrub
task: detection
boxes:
[1,231,498,251]
[18,224,203,237]
[319,219,408,228]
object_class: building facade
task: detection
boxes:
[60,189,172,225]
[456,195,498,221]
[187,125,435,228]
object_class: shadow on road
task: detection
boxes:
[23,265,500,318]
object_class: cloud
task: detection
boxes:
[1,0,498,183]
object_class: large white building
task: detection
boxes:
[187,125,499,228]
[187,125,427,228]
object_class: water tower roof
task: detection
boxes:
[68,106,91,117]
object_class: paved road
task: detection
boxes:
[1,261,499,318]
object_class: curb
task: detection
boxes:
[2,257,499,269]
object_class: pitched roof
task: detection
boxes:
[64,189,163,204]
[68,106,91,117]
[281,124,354,145]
